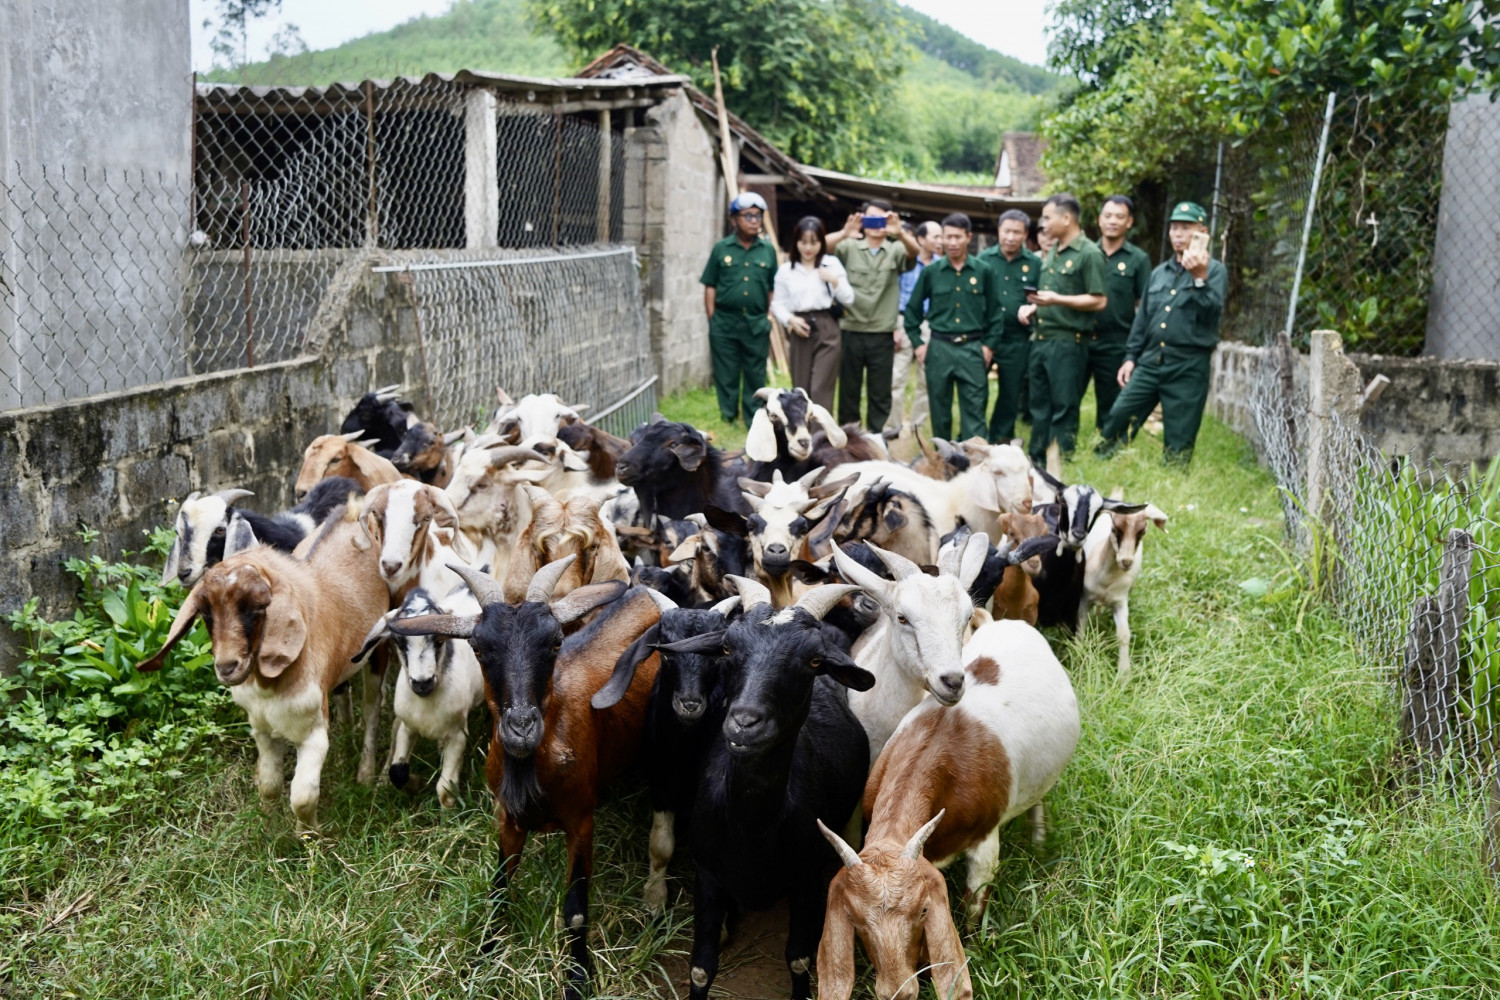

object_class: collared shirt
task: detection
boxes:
[700,234,777,311]
[770,256,855,325]
[1098,240,1152,340]
[903,255,1001,350]
[834,236,911,332]
[1033,233,1107,336]
[1125,257,1228,361]
[976,244,1042,342]
[898,254,936,312]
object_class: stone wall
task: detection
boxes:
[1209,340,1500,467]
[0,262,430,669]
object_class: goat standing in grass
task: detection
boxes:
[1082,502,1168,678]
[817,618,1080,1000]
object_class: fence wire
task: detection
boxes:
[3,61,643,413]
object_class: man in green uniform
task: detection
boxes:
[1088,195,1151,430]
[827,199,920,432]
[700,192,778,424]
[977,209,1040,442]
[1018,193,1107,465]
[1096,200,1227,466]
[905,213,998,442]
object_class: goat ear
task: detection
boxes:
[550,580,626,624]
[817,646,876,692]
[653,629,727,656]
[224,513,259,557]
[790,559,830,584]
[702,504,747,537]
[1032,464,1066,492]
[806,403,847,446]
[816,876,859,1000]
[804,497,847,559]
[967,465,1004,513]
[255,583,307,679]
[591,622,660,710]
[1008,535,1059,565]
[557,444,590,472]
[349,444,397,485]
[667,435,706,472]
[161,525,184,586]
[1142,503,1169,531]
[667,533,701,564]
[138,588,204,672]
[744,408,779,463]
[352,609,399,663]
[921,869,973,1000]
[957,531,990,591]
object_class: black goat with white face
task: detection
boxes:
[744,387,886,482]
[615,416,748,521]
[654,581,875,1000]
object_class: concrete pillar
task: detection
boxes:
[597,108,612,243]
[1305,329,1363,520]
[464,88,499,250]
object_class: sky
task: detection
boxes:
[188,0,1052,72]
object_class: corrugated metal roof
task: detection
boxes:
[195,67,689,106]
[801,166,1046,218]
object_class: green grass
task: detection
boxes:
[4,390,1498,997]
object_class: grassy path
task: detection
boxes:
[4,397,1498,998]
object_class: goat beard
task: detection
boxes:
[497,752,551,829]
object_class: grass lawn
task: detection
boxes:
[3,388,1498,998]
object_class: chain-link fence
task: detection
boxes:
[3,59,654,415]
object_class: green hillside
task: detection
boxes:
[212,0,1056,181]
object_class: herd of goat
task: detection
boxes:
[140,383,1167,1000]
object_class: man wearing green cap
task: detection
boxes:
[1018,193,1107,466]
[1088,195,1152,430]
[701,192,778,423]
[1096,200,1227,465]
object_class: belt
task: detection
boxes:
[716,304,764,314]
[929,331,980,345]
[1031,331,1085,343]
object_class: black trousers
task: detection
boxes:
[837,329,894,433]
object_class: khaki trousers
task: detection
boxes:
[884,328,930,433]
[787,310,842,411]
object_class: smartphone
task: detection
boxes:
[1188,231,1210,257]
[862,214,889,229]
[1022,284,1038,295]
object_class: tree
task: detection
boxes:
[525,0,909,170]
[1045,0,1174,86]
[205,0,283,70]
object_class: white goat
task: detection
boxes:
[356,480,477,600]
[832,533,989,763]
[484,390,586,444]
[1082,503,1168,678]
[835,441,1037,543]
[356,585,485,807]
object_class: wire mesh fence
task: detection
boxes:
[3,58,649,414]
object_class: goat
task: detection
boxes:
[592,587,741,912]
[355,586,485,807]
[162,478,359,587]
[391,420,466,486]
[822,477,938,566]
[294,432,403,500]
[664,516,753,606]
[944,522,1059,626]
[908,431,971,481]
[832,536,988,763]
[486,389,586,444]
[355,480,475,601]
[631,558,695,609]
[443,442,551,571]
[615,416,748,521]
[502,484,630,603]
[1028,469,1147,631]
[817,618,1081,1000]
[387,558,658,1000]
[1081,503,1168,678]
[340,384,415,455]
[139,507,390,831]
[557,421,630,483]
[650,583,876,1000]
[708,469,852,607]
[743,388,882,480]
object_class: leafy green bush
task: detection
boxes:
[1,527,236,825]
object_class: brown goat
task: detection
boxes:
[556,421,630,482]
[502,484,630,603]
[991,512,1050,625]
[295,432,404,500]
[139,507,390,830]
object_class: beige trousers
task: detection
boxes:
[884,327,930,433]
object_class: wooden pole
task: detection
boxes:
[363,81,379,247]
[597,108,612,243]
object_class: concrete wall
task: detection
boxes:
[1209,341,1500,467]
[1427,95,1500,360]
[0,261,431,670]
[0,0,194,409]
[625,91,718,395]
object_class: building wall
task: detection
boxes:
[626,91,718,395]
[0,0,193,409]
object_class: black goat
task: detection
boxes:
[655,582,875,1000]
[391,420,464,485]
[615,416,748,521]
[744,388,885,482]
[340,385,415,455]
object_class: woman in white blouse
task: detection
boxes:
[771,217,855,409]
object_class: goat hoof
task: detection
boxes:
[388,762,410,789]
[644,877,667,914]
[356,763,377,786]
[438,788,457,809]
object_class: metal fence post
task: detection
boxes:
[1286,91,1337,340]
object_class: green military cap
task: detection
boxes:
[1169,201,1208,224]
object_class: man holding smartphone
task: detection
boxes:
[827,200,920,433]
[1096,200,1227,466]
[976,209,1040,442]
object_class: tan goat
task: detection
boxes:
[140,507,389,831]
[294,431,403,500]
[501,484,630,603]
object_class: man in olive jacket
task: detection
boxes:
[1096,200,1228,465]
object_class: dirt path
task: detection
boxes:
[651,900,795,999]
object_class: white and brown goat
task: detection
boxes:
[294,432,403,500]
[1081,502,1168,678]
[502,484,630,603]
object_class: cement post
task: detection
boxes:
[1305,329,1363,522]
[463,89,500,250]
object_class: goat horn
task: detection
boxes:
[442,428,468,445]
[709,595,741,617]
[753,387,778,402]
[818,818,863,869]
[485,446,548,468]
[643,588,678,613]
[446,561,507,607]
[831,542,892,600]
[527,553,578,604]
[566,403,590,413]
[795,467,823,491]
[726,575,773,610]
[902,809,946,860]
[738,477,773,498]
[793,584,861,622]
[340,430,366,442]
[211,488,254,505]
[865,542,922,582]
[374,383,403,397]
